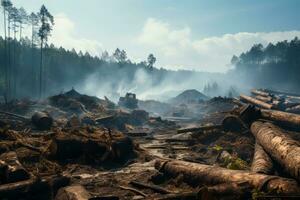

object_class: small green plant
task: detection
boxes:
[211,145,223,152]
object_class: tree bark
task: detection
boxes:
[240,95,273,109]
[155,159,300,194]
[260,109,300,128]
[251,121,300,181]
[251,142,274,175]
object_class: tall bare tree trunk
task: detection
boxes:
[251,121,300,181]
[39,40,43,99]
[31,24,35,98]
[3,8,8,103]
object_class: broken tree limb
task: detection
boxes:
[118,185,147,197]
[264,89,300,98]
[260,109,300,128]
[240,95,274,109]
[251,142,274,175]
[155,159,300,194]
[177,124,222,133]
[251,121,300,181]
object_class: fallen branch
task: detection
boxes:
[118,185,147,197]
[130,180,171,194]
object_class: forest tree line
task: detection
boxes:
[1,0,300,102]
[0,0,160,102]
[230,37,300,92]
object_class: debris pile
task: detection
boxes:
[1,88,300,199]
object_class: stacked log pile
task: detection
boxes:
[240,89,300,113]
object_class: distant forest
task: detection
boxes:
[1,0,300,102]
[230,37,300,93]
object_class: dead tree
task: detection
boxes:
[251,121,300,181]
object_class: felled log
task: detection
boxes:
[251,89,270,97]
[55,185,91,200]
[286,105,300,114]
[198,182,251,200]
[254,95,272,103]
[264,89,300,98]
[0,177,38,197]
[177,124,222,133]
[0,151,30,183]
[31,111,53,130]
[251,142,274,175]
[155,159,300,194]
[251,121,300,181]
[240,95,273,109]
[260,109,300,128]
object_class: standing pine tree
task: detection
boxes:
[38,5,53,99]
[1,0,12,102]
[29,12,39,97]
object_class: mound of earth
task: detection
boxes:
[168,89,209,105]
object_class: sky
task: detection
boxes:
[2,0,300,72]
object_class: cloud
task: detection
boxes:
[137,18,300,72]
[49,13,103,56]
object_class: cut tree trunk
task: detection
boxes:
[260,109,300,128]
[240,95,273,109]
[31,112,53,130]
[55,185,91,200]
[251,142,274,175]
[251,121,300,181]
[155,159,300,194]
